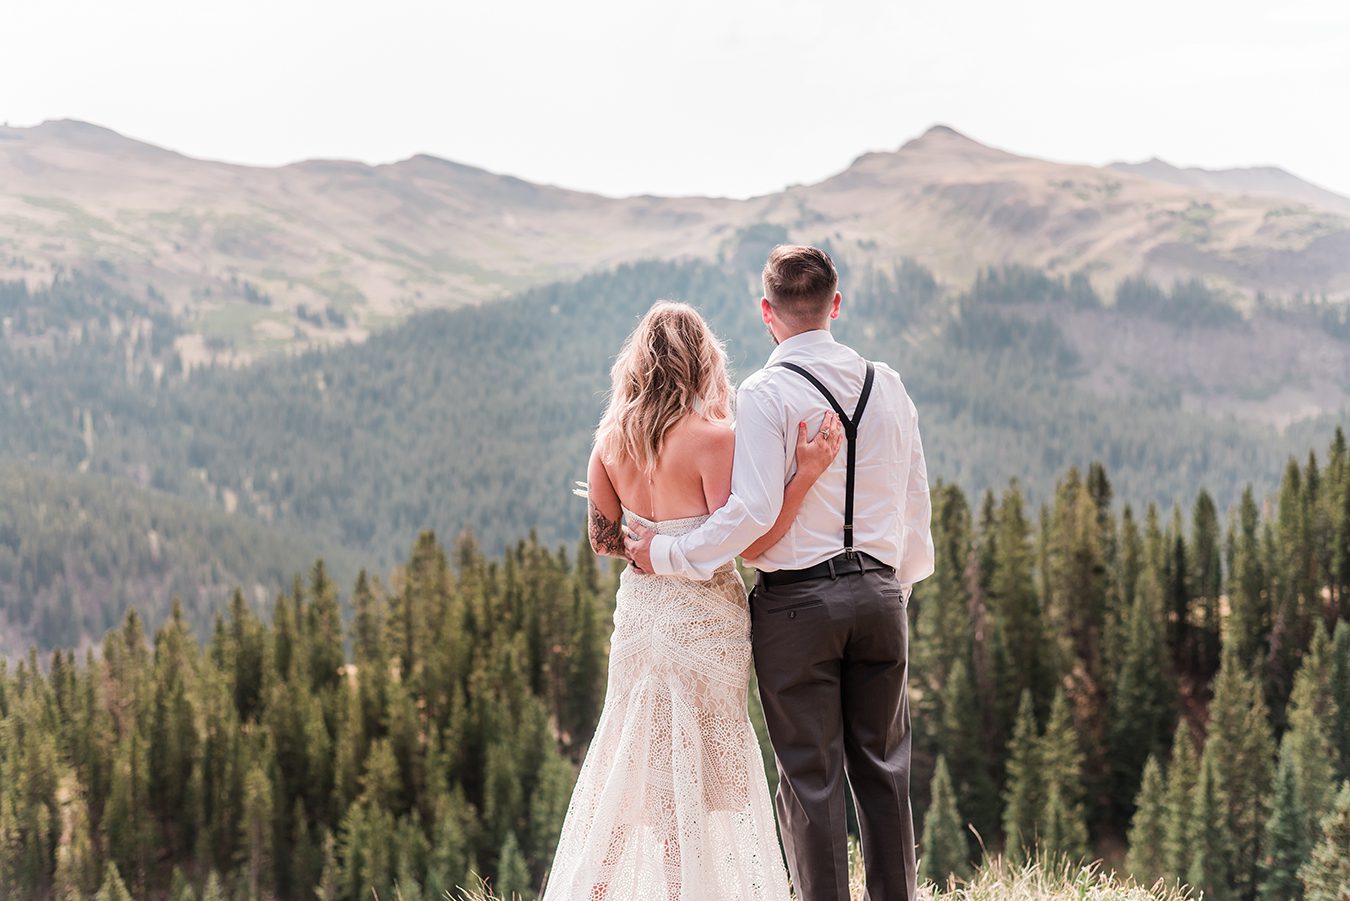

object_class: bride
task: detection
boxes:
[541,301,842,901]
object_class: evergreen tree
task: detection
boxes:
[937,656,999,845]
[1261,740,1307,901]
[1188,746,1235,901]
[565,588,604,753]
[1162,722,1199,881]
[1206,640,1276,900]
[989,486,1056,720]
[1192,489,1223,676]
[1331,621,1350,782]
[920,756,971,887]
[1299,781,1350,901]
[920,483,976,690]
[93,862,135,901]
[1125,754,1167,886]
[1108,559,1172,822]
[1001,690,1041,865]
[202,870,226,901]
[1285,622,1340,845]
[1227,486,1270,667]
[1038,689,1089,861]
[526,751,574,882]
[52,793,99,899]
[495,831,532,900]
[238,762,273,899]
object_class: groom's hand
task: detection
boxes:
[625,523,654,573]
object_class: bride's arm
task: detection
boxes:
[586,446,627,558]
[741,412,843,559]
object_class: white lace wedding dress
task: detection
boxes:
[541,509,792,901]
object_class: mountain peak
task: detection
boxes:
[921,124,970,140]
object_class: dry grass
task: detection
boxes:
[441,845,1194,901]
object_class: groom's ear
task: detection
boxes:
[829,291,841,320]
[761,296,774,326]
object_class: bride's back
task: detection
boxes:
[604,413,734,522]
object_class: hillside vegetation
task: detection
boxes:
[3,120,1348,357]
[3,253,1346,653]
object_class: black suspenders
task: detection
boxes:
[776,359,876,559]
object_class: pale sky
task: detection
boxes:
[6,0,1350,200]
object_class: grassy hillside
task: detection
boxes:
[3,120,1347,358]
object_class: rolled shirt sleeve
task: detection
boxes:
[649,379,787,580]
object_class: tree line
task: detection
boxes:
[911,429,1350,899]
[2,429,1349,899]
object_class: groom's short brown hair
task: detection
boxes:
[762,244,839,323]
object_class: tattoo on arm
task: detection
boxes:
[589,500,625,556]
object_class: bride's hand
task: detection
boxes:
[793,411,844,484]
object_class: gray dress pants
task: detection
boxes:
[751,565,916,901]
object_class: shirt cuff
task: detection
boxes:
[649,534,677,575]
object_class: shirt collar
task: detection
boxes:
[766,328,836,366]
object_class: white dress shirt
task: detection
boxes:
[648,329,935,588]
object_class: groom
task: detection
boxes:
[626,244,934,901]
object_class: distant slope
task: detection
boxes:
[1111,157,1350,218]
[3,121,1348,360]
[0,461,349,658]
[4,257,1344,578]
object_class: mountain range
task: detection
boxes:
[2,121,1348,657]
[3,119,1348,361]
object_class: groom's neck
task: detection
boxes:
[773,321,831,344]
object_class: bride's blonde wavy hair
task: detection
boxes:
[595,301,734,475]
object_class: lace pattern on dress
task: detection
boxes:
[541,510,790,901]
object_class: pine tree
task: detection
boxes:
[1227,486,1269,667]
[93,862,134,901]
[526,751,574,881]
[102,729,152,894]
[565,587,604,753]
[1162,722,1199,881]
[307,558,345,695]
[1108,561,1172,822]
[1299,781,1350,901]
[1272,458,1314,711]
[989,486,1056,720]
[1260,740,1307,901]
[937,656,999,845]
[1188,745,1235,901]
[1125,754,1168,886]
[1331,621,1350,782]
[52,793,98,899]
[1285,622,1340,845]
[920,755,970,886]
[169,866,194,901]
[1038,689,1089,861]
[920,483,976,690]
[1206,640,1276,900]
[238,762,273,899]
[202,870,226,901]
[1002,690,1041,865]
[1192,489,1223,677]
[495,831,532,900]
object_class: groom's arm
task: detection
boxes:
[647,380,787,580]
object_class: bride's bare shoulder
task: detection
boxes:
[666,415,733,458]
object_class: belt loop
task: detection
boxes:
[855,553,866,575]
[827,557,838,580]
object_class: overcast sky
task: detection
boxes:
[6,0,1349,200]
